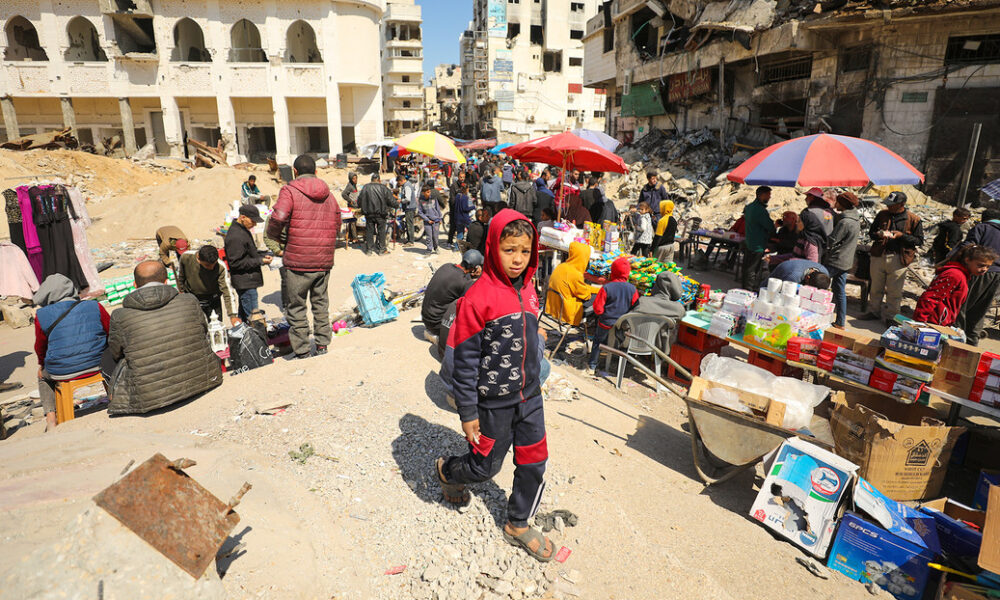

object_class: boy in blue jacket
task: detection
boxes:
[417,185,443,254]
[588,257,639,371]
[437,208,554,562]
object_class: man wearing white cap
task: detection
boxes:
[862,191,923,325]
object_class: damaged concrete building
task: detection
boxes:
[1,0,387,163]
[585,0,1000,205]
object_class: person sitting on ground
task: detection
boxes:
[437,209,554,562]
[588,257,639,373]
[241,175,268,206]
[634,271,686,320]
[178,244,239,326]
[224,204,271,321]
[421,250,484,342]
[466,208,491,256]
[931,207,971,264]
[769,258,831,289]
[105,261,222,416]
[914,244,998,327]
[155,225,188,278]
[33,274,110,431]
[651,200,678,263]
[546,241,599,326]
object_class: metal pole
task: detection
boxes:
[957,122,982,208]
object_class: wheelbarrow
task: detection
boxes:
[600,336,833,487]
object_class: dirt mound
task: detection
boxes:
[0,148,175,200]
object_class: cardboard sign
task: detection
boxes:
[939,338,984,376]
[829,392,965,501]
[980,485,1000,573]
[824,326,881,359]
[749,437,858,557]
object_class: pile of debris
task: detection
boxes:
[187,139,229,168]
[617,127,757,183]
[1,128,79,152]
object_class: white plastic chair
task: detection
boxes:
[604,313,676,391]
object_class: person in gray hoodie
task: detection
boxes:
[508,171,536,218]
[417,185,444,254]
[824,191,861,327]
[480,166,503,210]
[634,271,686,320]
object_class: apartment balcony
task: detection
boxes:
[385,3,421,23]
[384,56,423,74]
[388,84,424,99]
[612,0,647,19]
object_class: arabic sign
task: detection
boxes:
[668,68,712,103]
[487,0,507,38]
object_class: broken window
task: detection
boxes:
[945,34,1000,65]
[507,23,521,40]
[530,25,544,46]
[840,45,871,73]
[4,16,49,61]
[172,18,209,62]
[568,56,582,67]
[570,29,583,40]
[568,110,579,118]
[756,54,812,86]
[230,19,266,62]
[543,50,562,73]
[630,8,659,60]
[602,3,614,54]
[285,20,321,63]
[112,15,156,54]
[65,16,108,61]
[403,100,411,108]
[571,2,584,11]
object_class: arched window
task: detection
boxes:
[4,16,48,61]
[285,20,321,63]
[65,16,107,61]
[171,18,209,62]
[230,19,266,62]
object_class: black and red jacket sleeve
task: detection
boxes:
[443,297,486,423]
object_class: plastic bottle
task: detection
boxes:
[207,311,227,353]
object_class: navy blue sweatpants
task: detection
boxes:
[444,394,547,527]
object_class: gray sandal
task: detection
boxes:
[503,527,554,562]
[435,458,470,505]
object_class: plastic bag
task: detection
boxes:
[699,354,829,430]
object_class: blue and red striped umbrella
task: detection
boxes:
[727,133,924,187]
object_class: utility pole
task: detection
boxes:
[957,122,982,208]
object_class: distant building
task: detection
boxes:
[429,64,461,136]
[584,0,1000,205]
[0,0,386,162]
[459,0,606,142]
[423,84,439,129]
[381,0,424,137]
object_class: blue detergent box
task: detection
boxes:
[973,470,1000,511]
[827,479,940,600]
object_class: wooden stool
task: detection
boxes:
[54,372,103,424]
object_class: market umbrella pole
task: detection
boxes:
[557,154,568,222]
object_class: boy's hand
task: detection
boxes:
[538,326,548,341]
[462,419,481,445]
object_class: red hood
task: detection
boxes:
[484,208,538,289]
[938,261,970,276]
[289,175,332,202]
[610,257,631,282]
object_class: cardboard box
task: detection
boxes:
[749,437,858,557]
[824,326,881,359]
[979,484,1000,573]
[687,376,770,412]
[973,470,1000,510]
[932,368,977,399]
[828,478,941,600]
[919,498,984,561]
[899,322,943,348]
[882,327,942,362]
[829,392,966,501]
[939,339,984,376]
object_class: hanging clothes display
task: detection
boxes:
[3,189,27,255]
[0,242,40,299]
[65,186,104,296]
[15,187,44,281]
[26,185,88,291]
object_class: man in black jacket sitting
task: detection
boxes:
[421,250,483,342]
[224,204,271,321]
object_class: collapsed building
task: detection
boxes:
[584,0,1000,206]
[0,0,387,163]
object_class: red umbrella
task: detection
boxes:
[503,132,627,220]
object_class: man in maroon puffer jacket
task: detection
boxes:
[266,154,342,359]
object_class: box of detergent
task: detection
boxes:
[827,478,940,600]
[749,437,859,557]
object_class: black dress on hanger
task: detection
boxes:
[28,185,87,290]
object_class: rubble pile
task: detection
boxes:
[618,127,744,184]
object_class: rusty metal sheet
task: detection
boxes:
[93,453,249,579]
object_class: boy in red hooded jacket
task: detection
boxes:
[914,244,996,326]
[589,257,640,372]
[437,208,554,562]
